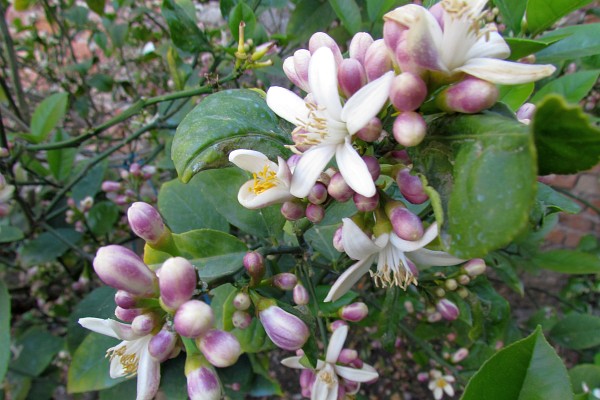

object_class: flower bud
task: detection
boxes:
[309,32,343,65]
[174,300,214,338]
[339,302,369,322]
[396,168,428,204]
[115,306,141,322]
[94,245,158,297]
[114,290,138,309]
[273,273,298,291]
[387,206,424,241]
[148,327,178,362]
[308,182,328,205]
[293,284,310,305]
[383,19,406,54]
[0,147,9,158]
[300,369,316,390]
[389,149,412,165]
[437,299,459,321]
[457,287,469,298]
[434,287,446,298]
[463,258,486,277]
[232,292,251,311]
[305,203,324,223]
[186,358,222,400]
[393,112,427,147]
[353,192,379,212]
[232,310,252,329]
[197,329,242,368]
[132,313,157,335]
[451,348,469,363]
[333,226,344,252]
[328,172,354,202]
[243,251,265,281]
[458,274,470,285]
[329,319,348,331]
[281,200,305,221]
[283,50,311,92]
[390,72,427,111]
[364,39,393,81]
[338,58,367,98]
[127,202,167,245]
[349,32,374,65]
[445,279,458,291]
[129,162,141,176]
[338,348,358,364]
[363,156,381,182]
[356,117,383,142]
[159,257,197,311]
[258,303,309,350]
[141,165,156,180]
[101,180,121,192]
[516,102,536,123]
[436,77,499,114]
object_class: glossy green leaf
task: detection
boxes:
[18,229,82,267]
[0,280,10,383]
[462,327,572,400]
[87,201,120,237]
[85,0,105,14]
[570,364,600,394]
[367,0,399,22]
[550,314,600,350]
[0,225,24,243]
[47,130,76,181]
[229,2,256,41]
[305,224,341,263]
[157,176,228,233]
[158,356,187,400]
[531,70,600,105]
[329,0,361,35]
[98,379,136,400]
[162,0,209,53]
[497,82,534,111]
[233,318,274,353]
[28,92,68,143]
[71,159,107,203]
[287,0,336,45]
[526,0,594,35]
[533,250,600,274]
[10,326,64,377]
[172,89,291,183]
[532,95,600,175]
[536,24,600,63]
[493,0,526,34]
[505,38,551,61]
[210,283,237,330]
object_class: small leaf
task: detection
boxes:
[85,0,105,15]
[229,2,256,41]
[314,285,357,315]
[162,0,209,53]
[87,201,120,237]
[531,70,600,105]
[367,0,397,22]
[536,182,581,215]
[71,160,108,203]
[569,364,600,394]
[497,82,534,111]
[329,0,362,35]
[108,23,129,48]
[10,326,64,377]
[305,224,341,263]
[286,0,336,45]
[550,314,600,350]
[526,0,594,35]
[504,38,550,60]
[0,280,10,383]
[29,92,69,143]
[0,225,24,243]
[47,130,77,181]
[157,356,187,400]
[493,0,526,34]
[533,250,600,274]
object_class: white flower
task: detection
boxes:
[281,325,378,400]
[78,318,160,400]
[324,218,463,302]
[228,149,294,209]
[266,47,394,198]
[428,369,455,400]
[384,0,555,84]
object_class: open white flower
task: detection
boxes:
[384,0,555,84]
[325,218,463,302]
[428,369,455,400]
[266,47,394,198]
[79,318,160,400]
[229,149,294,209]
[282,325,378,400]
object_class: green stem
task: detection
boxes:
[300,260,328,350]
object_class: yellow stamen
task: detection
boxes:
[107,345,139,376]
[251,165,278,195]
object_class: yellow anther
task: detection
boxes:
[251,165,278,195]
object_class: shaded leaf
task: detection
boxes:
[229,2,256,41]
[533,250,600,274]
[504,38,550,60]
[47,130,76,181]
[162,0,209,53]
[569,364,600,394]
[526,0,594,35]
[536,24,600,63]
[87,201,120,237]
[287,0,336,45]
[28,93,69,143]
[19,229,82,267]
[329,0,362,35]
[531,70,600,105]
[497,82,534,111]
[0,280,10,383]
[0,225,24,243]
[10,326,64,377]
[493,0,526,34]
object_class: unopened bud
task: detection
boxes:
[362,155,381,181]
[349,32,374,65]
[339,302,369,322]
[329,319,348,331]
[396,168,428,204]
[114,290,138,309]
[451,348,469,363]
[333,226,344,252]
[328,172,354,202]
[307,182,328,205]
[445,279,458,291]
[80,196,94,212]
[132,313,157,335]
[306,203,324,223]
[148,327,178,362]
[516,102,536,122]
[197,329,241,368]
[309,32,343,65]
[232,292,251,311]
[283,50,311,92]
[356,117,383,142]
[457,287,469,298]
[281,200,305,221]
[353,192,379,212]
[338,348,358,364]
[273,273,298,291]
[258,302,309,350]
[393,112,427,147]
[159,257,197,311]
[129,162,141,176]
[437,299,459,321]
[243,251,265,281]
[457,274,470,285]
[364,39,393,81]
[174,300,214,338]
[101,180,121,192]
[387,205,424,241]
[232,310,252,329]
[463,258,486,277]
[434,287,446,298]
[114,306,141,322]
[436,77,499,114]
[293,284,310,305]
[390,72,427,111]
[186,357,222,400]
[338,58,367,98]
[382,19,406,54]
[127,202,167,245]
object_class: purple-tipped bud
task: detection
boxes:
[132,313,157,335]
[364,39,393,81]
[148,327,178,362]
[127,202,166,245]
[393,112,427,147]
[101,180,121,192]
[129,162,141,176]
[243,251,265,281]
[464,258,486,277]
[283,50,311,92]
[396,168,428,204]
[159,257,197,311]
[362,155,381,181]
[436,77,499,114]
[328,172,354,202]
[389,149,412,165]
[94,245,158,297]
[300,369,316,390]
[305,203,324,223]
[349,32,374,65]
[293,284,310,305]
[390,73,428,111]
[198,329,242,368]
[309,32,343,65]
[383,20,406,54]
[281,201,305,221]
[329,319,348,331]
[114,306,141,322]
[339,302,369,322]
[356,117,383,142]
[174,300,214,338]
[0,148,9,158]
[258,303,309,350]
[353,192,379,212]
[308,182,328,205]
[186,361,222,400]
[338,348,358,364]
[232,310,252,329]
[338,58,367,98]
[437,299,459,321]
[388,206,424,241]
[451,348,469,363]
[273,273,298,291]
[333,226,344,252]
[232,292,251,311]
[516,102,536,122]
[114,290,138,309]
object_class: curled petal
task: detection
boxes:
[229,149,277,174]
[238,180,293,209]
[266,87,310,126]
[325,325,348,364]
[324,255,376,302]
[290,145,337,198]
[309,47,343,120]
[457,58,556,85]
[465,31,510,61]
[407,248,464,267]
[389,222,438,252]
[136,348,161,400]
[335,363,379,382]
[336,140,376,197]
[341,218,381,260]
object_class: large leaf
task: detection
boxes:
[161,0,209,53]
[530,70,600,105]
[550,314,600,350]
[329,0,362,35]
[414,113,537,258]
[172,89,291,183]
[526,0,594,35]
[0,280,10,383]
[286,0,336,45]
[71,159,108,203]
[536,24,600,63]
[27,92,69,143]
[18,229,82,267]
[533,250,600,274]
[569,365,600,394]
[10,326,64,377]
[461,327,572,400]
[305,224,341,263]
[532,95,600,175]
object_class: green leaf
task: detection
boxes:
[67,333,125,393]
[329,0,362,35]
[0,225,24,243]
[497,82,534,111]
[550,314,600,350]
[233,318,274,353]
[47,130,76,181]
[504,38,551,61]
[378,287,407,352]
[88,74,114,92]
[0,280,10,383]
[10,326,64,377]
[108,23,129,48]
[287,0,336,45]
[210,283,237,330]
[98,379,136,399]
[536,24,600,63]
[314,285,357,315]
[162,0,209,53]
[28,93,69,143]
[158,356,187,400]
[367,0,398,22]
[462,327,573,400]
[533,250,600,274]
[229,2,256,41]
[157,176,228,233]
[493,0,526,34]
[18,229,82,267]
[536,182,581,215]
[526,0,594,35]
[532,95,600,175]
[87,201,120,237]
[172,89,291,183]
[569,364,600,394]
[85,0,105,14]
[305,224,341,263]
[531,70,600,105]
[71,160,107,203]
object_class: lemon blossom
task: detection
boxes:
[325,218,463,302]
[78,317,160,400]
[384,0,555,84]
[266,47,394,198]
[428,369,456,400]
[228,149,294,209]
[281,325,378,400]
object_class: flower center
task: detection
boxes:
[318,368,338,388]
[292,102,331,150]
[107,345,139,376]
[436,377,448,389]
[251,165,278,195]
[370,245,418,290]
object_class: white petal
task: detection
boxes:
[309,47,342,120]
[136,347,160,400]
[109,351,127,378]
[276,156,292,186]
[464,31,510,61]
[238,180,293,209]
[444,384,455,397]
[281,356,307,369]
[312,365,338,400]
[324,255,376,302]
[229,149,277,174]
[341,218,380,260]
[389,222,439,252]
[325,325,348,363]
[335,363,379,383]
[407,248,464,267]
[78,318,120,339]
[457,58,556,85]
[403,5,446,71]
[266,87,310,126]
[290,145,336,198]
[336,140,376,197]
[341,71,394,135]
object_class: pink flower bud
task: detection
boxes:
[232,292,251,311]
[243,251,265,281]
[174,300,214,338]
[349,32,374,65]
[148,327,178,362]
[232,310,252,329]
[258,304,309,350]
[451,348,469,363]
[308,182,328,205]
[337,348,358,364]
[389,149,412,165]
[114,306,141,322]
[388,206,424,241]
[94,245,158,297]
[390,72,427,111]
[293,284,310,305]
[306,203,324,223]
[120,170,129,180]
[437,299,459,321]
[114,290,138,309]
[333,226,344,252]
[159,257,197,311]
[383,20,406,54]
[338,58,367,98]
[101,180,121,192]
[141,165,156,180]
[283,50,311,92]
[328,172,354,202]
[273,273,298,291]
[339,302,369,322]
[396,168,428,204]
[198,329,242,368]
[393,112,427,147]
[355,117,383,142]
[300,369,316,390]
[281,200,305,221]
[353,192,379,212]
[464,258,486,277]
[516,102,536,121]
[114,195,128,206]
[309,32,343,65]
[132,313,157,335]
[436,77,499,114]
[187,362,222,400]
[329,320,348,331]
[417,372,429,382]
[362,155,381,181]
[127,202,166,245]
[364,39,393,81]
